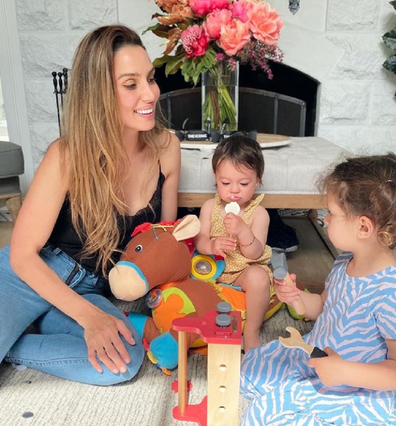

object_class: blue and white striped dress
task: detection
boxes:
[240,252,396,425]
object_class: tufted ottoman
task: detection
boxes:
[0,141,24,222]
[178,137,347,209]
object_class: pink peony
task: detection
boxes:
[180,24,209,57]
[231,0,253,23]
[203,9,233,40]
[190,0,231,18]
[217,18,251,56]
[247,2,283,46]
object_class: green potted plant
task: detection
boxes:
[383,1,396,94]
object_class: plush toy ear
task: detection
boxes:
[172,215,200,241]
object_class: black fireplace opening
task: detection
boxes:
[155,61,318,137]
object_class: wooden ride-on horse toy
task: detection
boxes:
[108,215,282,373]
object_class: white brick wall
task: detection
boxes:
[12,0,396,172]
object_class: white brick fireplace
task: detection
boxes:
[1,0,395,188]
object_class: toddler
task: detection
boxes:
[241,153,396,425]
[194,134,273,353]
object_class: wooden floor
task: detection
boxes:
[282,216,334,294]
[0,221,12,248]
[0,215,334,294]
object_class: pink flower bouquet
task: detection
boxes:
[145,0,284,131]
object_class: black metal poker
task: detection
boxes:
[58,72,64,111]
[52,71,61,134]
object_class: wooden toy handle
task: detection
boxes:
[284,273,306,316]
[311,347,328,358]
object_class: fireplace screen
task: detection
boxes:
[52,63,314,138]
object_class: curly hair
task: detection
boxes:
[59,25,168,276]
[319,153,396,250]
[212,133,264,183]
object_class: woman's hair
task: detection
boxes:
[59,24,166,276]
[319,153,396,249]
[212,133,264,183]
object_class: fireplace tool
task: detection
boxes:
[289,0,300,15]
[52,68,68,135]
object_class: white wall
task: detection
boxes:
[1,0,396,191]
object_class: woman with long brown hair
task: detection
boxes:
[0,24,181,385]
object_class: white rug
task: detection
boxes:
[0,306,313,426]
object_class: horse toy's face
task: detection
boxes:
[109,215,200,301]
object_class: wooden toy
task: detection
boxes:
[279,326,327,358]
[272,252,307,315]
[172,302,242,426]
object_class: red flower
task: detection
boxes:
[231,0,253,22]
[190,0,231,17]
[180,24,209,57]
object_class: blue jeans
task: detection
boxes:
[0,244,144,385]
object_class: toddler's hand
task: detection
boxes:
[211,236,236,258]
[308,348,345,387]
[223,213,245,237]
[274,273,301,304]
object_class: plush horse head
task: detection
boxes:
[109,215,200,301]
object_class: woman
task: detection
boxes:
[0,25,181,385]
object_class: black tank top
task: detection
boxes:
[47,172,165,275]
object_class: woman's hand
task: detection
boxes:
[82,309,136,374]
[308,347,346,387]
[273,273,301,305]
[211,236,236,258]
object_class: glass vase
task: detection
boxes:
[201,61,239,133]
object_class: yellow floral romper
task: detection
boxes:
[210,193,273,286]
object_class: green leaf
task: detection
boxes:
[383,54,396,73]
[143,23,170,38]
[153,56,171,68]
[182,59,193,75]
[390,1,396,10]
[201,53,216,71]
[383,30,396,50]
[165,55,184,75]
[181,61,199,84]
[142,23,158,35]
[192,74,200,85]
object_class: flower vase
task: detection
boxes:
[201,61,239,133]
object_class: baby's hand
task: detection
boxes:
[274,273,301,304]
[308,348,345,387]
[211,236,236,258]
[223,213,245,237]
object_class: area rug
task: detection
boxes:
[0,306,313,426]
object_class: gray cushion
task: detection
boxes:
[0,141,24,178]
[0,177,20,196]
[180,137,348,195]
